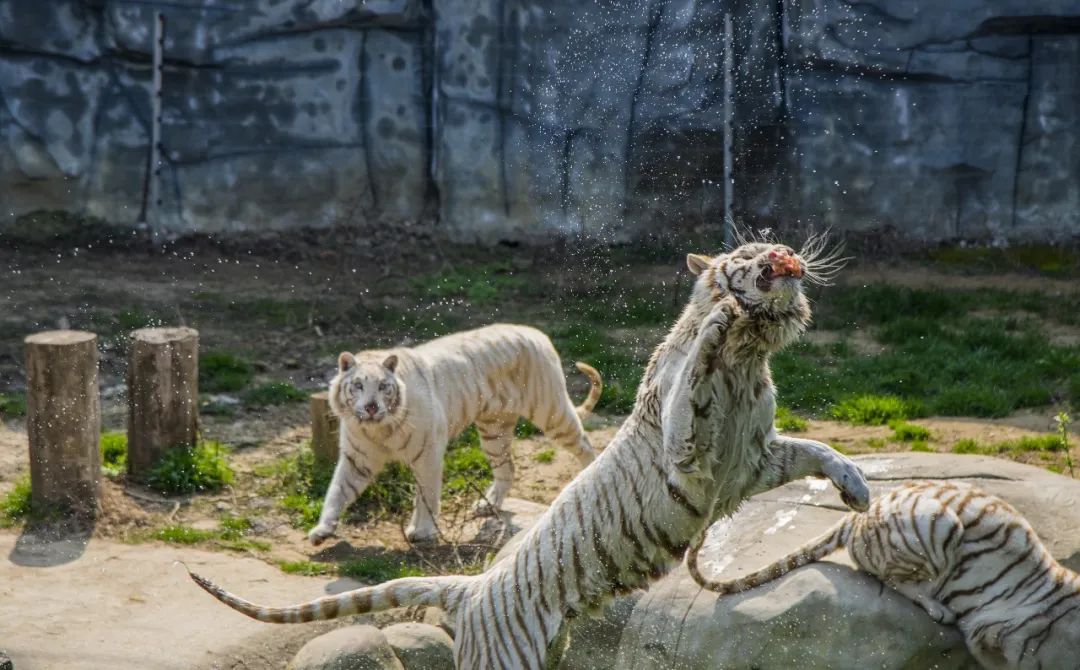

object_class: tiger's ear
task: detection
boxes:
[686,253,713,276]
[338,352,357,372]
[382,354,398,373]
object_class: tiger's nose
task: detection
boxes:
[364,402,379,416]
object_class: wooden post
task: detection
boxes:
[127,327,199,478]
[25,330,101,513]
[310,391,339,466]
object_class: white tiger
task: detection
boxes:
[687,480,1080,670]
[188,238,870,669]
[309,324,603,544]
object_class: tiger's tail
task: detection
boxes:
[573,362,603,421]
[186,566,475,623]
[687,514,854,594]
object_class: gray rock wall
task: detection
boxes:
[1,1,1078,243]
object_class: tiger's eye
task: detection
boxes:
[378,382,387,392]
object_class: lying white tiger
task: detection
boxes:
[688,480,1080,670]
[189,239,870,669]
[310,324,603,544]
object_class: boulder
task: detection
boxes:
[549,453,1080,669]
[288,625,404,670]
[382,622,454,670]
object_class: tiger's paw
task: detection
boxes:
[308,523,336,546]
[828,459,870,512]
[405,523,437,544]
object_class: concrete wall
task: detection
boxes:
[1,1,1078,243]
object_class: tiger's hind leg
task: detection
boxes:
[533,394,596,467]
[473,416,518,515]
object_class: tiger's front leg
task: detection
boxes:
[662,297,739,473]
[749,435,870,511]
[309,447,387,545]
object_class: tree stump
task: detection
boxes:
[311,391,340,466]
[127,327,199,478]
[25,330,101,513]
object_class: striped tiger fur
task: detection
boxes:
[687,480,1080,670]
[189,239,870,669]
[309,324,602,544]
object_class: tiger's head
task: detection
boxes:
[330,352,405,425]
[686,233,843,318]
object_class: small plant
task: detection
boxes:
[888,421,931,443]
[910,440,933,453]
[775,407,808,432]
[830,395,921,426]
[100,431,128,477]
[533,449,556,464]
[864,437,887,449]
[1056,412,1074,478]
[339,555,426,582]
[145,441,234,495]
[514,418,542,439]
[243,381,307,407]
[0,476,32,527]
[443,426,493,497]
[0,392,26,419]
[200,352,254,393]
[278,560,336,576]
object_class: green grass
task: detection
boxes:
[154,524,217,544]
[339,555,426,582]
[100,431,128,476]
[0,392,26,418]
[417,262,525,306]
[0,476,32,527]
[200,351,254,393]
[153,519,270,552]
[242,381,307,407]
[952,434,1067,457]
[533,449,556,464]
[889,421,931,442]
[830,395,921,426]
[514,418,542,438]
[145,441,233,495]
[773,283,1080,418]
[551,323,642,413]
[278,560,336,576]
[775,407,808,432]
[442,425,493,497]
[910,440,933,453]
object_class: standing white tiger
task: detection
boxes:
[688,480,1080,670]
[188,239,870,669]
[309,324,603,544]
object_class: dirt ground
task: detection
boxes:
[1,244,1078,667]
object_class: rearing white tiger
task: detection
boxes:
[310,324,602,544]
[189,238,870,669]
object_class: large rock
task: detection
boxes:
[548,453,1080,669]
[1,1,1079,242]
[288,625,404,670]
[382,622,454,670]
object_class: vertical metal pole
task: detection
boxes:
[139,12,165,227]
[722,12,735,248]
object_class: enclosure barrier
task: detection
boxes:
[25,330,101,513]
[310,391,339,466]
[127,327,199,478]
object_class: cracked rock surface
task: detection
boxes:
[1,1,1078,240]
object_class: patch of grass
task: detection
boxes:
[339,555,426,582]
[200,351,254,393]
[775,407,808,432]
[514,418,542,439]
[533,449,556,464]
[864,437,887,449]
[278,560,336,576]
[0,392,26,418]
[145,441,233,495]
[552,323,642,414]
[910,440,933,453]
[443,425,493,497]
[952,434,1065,457]
[243,381,307,407]
[418,263,524,306]
[228,297,311,327]
[830,395,921,426]
[0,476,32,527]
[100,431,128,476]
[889,421,931,443]
[155,524,216,545]
[926,244,1079,277]
[952,439,985,455]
